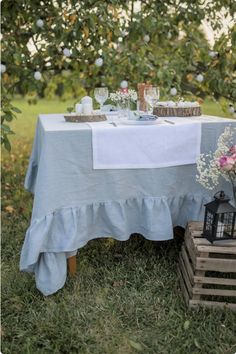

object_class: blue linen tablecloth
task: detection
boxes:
[20,114,236,295]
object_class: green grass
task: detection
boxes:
[10,98,75,141]
[2,98,236,354]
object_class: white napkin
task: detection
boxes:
[88,121,202,169]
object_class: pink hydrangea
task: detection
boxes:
[218,155,235,171]
[231,153,236,161]
[229,145,236,155]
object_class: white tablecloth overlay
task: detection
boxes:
[88,120,202,169]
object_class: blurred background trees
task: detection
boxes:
[1,0,236,149]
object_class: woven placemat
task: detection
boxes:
[64,114,107,122]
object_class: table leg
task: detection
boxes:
[68,255,77,276]
[174,226,185,247]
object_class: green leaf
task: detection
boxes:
[3,136,11,151]
[2,112,14,122]
[1,124,11,132]
[184,320,190,330]
[1,125,14,135]
[67,106,74,113]
[194,338,201,349]
[129,340,142,351]
[11,106,22,113]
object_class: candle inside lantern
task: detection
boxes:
[216,220,225,238]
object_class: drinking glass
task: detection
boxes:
[94,87,109,111]
[144,87,160,113]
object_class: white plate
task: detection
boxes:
[118,119,162,125]
[105,111,119,116]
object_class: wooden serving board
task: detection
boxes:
[153,106,201,117]
[64,114,107,123]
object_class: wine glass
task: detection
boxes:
[94,87,109,111]
[144,87,160,114]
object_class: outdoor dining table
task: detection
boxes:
[20,114,236,296]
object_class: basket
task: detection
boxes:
[153,106,201,117]
[64,114,107,123]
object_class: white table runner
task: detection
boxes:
[88,121,202,169]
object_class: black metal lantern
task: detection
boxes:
[203,191,236,243]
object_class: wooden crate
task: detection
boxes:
[178,221,236,311]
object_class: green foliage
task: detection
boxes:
[44,72,87,100]
[1,0,236,149]
[1,89,21,151]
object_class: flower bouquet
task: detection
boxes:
[110,89,137,112]
[197,126,236,203]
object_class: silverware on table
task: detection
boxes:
[164,119,175,125]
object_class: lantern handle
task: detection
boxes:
[214,190,231,202]
[214,191,226,200]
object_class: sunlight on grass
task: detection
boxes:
[10,98,75,141]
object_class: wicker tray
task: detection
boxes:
[64,114,107,123]
[153,106,201,117]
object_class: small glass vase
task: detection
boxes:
[118,100,130,119]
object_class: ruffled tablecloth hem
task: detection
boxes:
[20,194,208,295]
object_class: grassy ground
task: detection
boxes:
[2,98,236,354]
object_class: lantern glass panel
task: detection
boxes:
[206,209,214,232]
[223,212,234,237]
[215,213,224,239]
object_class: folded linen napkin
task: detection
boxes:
[128,111,158,121]
[138,114,158,121]
[88,121,202,169]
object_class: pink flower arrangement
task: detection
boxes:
[214,144,236,201]
[229,145,236,154]
[197,127,236,204]
[217,147,236,172]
